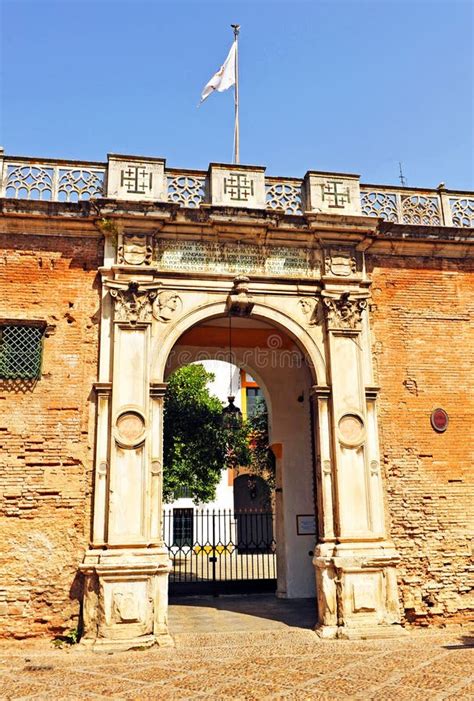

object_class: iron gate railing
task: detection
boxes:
[163,508,277,595]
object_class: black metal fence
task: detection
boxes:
[163,508,277,596]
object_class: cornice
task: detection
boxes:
[0,197,473,257]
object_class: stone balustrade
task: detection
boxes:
[1,151,472,228]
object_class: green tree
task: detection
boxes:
[163,365,275,503]
[163,364,226,503]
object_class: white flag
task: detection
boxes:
[200,41,236,103]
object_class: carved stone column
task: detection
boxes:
[81,280,172,650]
[313,262,403,638]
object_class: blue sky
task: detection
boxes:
[1,0,473,189]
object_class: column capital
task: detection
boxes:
[310,384,331,401]
[150,382,168,398]
[321,291,369,332]
[365,385,380,400]
[93,382,112,396]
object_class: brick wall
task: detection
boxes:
[1,234,472,637]
[368,254,474,625]
[0,234,102,638]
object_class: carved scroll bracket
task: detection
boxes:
[322,291,369,332]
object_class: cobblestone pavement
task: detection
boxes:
[0,596,472,700]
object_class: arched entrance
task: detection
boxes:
[162,314,317,600]
[80,259,404,649]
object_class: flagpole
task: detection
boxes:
[231,24,240,164]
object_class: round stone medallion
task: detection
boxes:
[338,413,365,447]
[115,410,146,447]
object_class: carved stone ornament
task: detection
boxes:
[152,291,182,323]
[298,297,317,326]
[322,293,368,331]
[324,247,357,277]
[113,407,147,449]
[109,281,159,325]
[117,233,153,266]
[226,276,254,317]
[338,412,366,448]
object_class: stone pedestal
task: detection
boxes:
[314,543,405,639]
[81,548,172,650]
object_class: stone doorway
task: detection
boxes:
[81,263,404,649]
[164,314,318,602]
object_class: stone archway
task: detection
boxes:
[80,242,404,649]
[163,313,317,600]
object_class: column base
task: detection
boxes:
[80,632,175,653]
[314,541,404,638]
[80,546,172,651]
[314,623,407,640]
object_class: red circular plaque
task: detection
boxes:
[431,408,448,433]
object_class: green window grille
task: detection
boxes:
[0,324,44,380]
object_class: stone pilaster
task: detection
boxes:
[81,279,171,651]
[313,276,404,639]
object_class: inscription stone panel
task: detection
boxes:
[155,239,321,278]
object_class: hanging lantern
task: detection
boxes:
[221,312,242,430]
[222,395,242,430]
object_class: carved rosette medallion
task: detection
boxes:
[117,233,153,266]
[322,293,368,331]
[110,282,158,325]
[324,247,357,277]
[338,413,366,448]
[114,408,146,448]
[152,291,182,323]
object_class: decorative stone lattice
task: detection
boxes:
[4,164,105,201]
[401,195,441,226]
[167,175,206,208]
[449,197,474,228]
[57,169,104,202]
[360,191,398,222]
[266,181,303,215]
[5,165,54,200]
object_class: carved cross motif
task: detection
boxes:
[120,165,153,195]
[224,173,255,201]
[322,293,367,331]
[321,181,351,208]
[109,282,158,325]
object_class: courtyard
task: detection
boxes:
[0,596,472,700]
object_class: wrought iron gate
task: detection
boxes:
[163,508,277,596]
